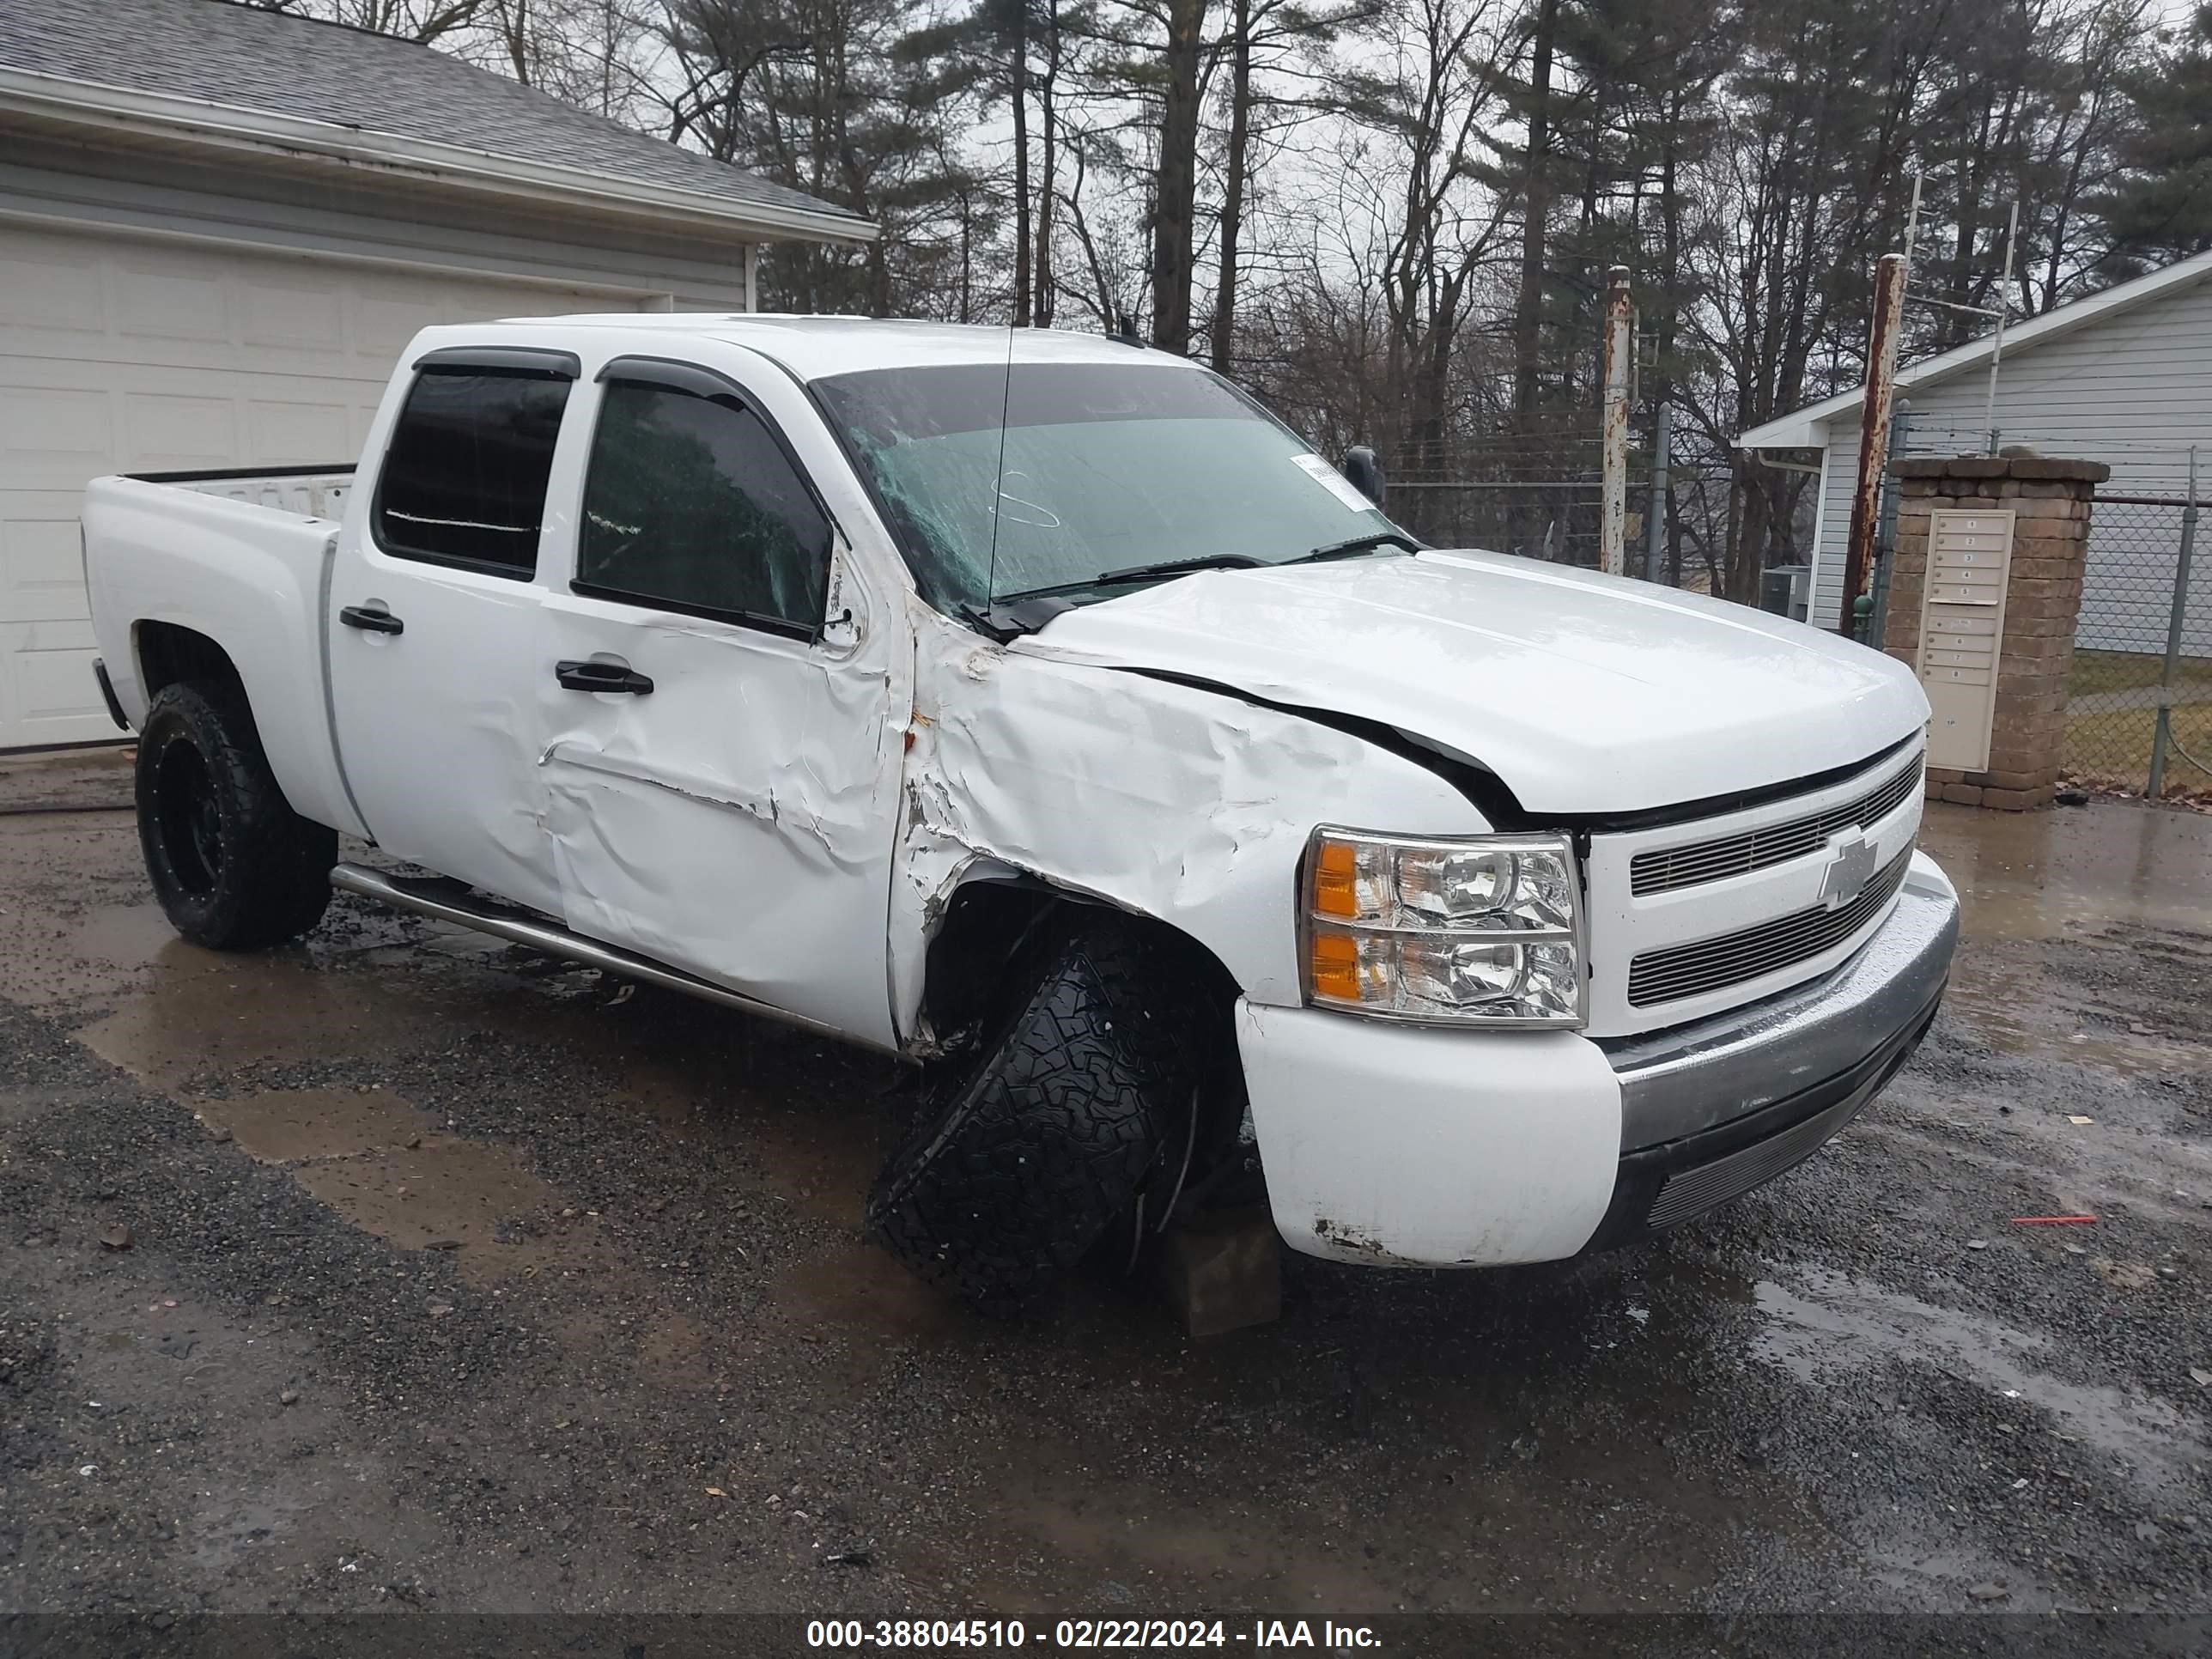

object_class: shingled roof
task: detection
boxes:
[0,0,872,240]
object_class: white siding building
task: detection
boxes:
[0,0,873,751]
[1738,249,2212,641]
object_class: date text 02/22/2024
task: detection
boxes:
[805,1618,1384,1649]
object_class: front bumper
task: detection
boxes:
[1586,854,1958,1247]
[1237,851,1960,1267]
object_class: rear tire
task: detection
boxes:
[136,680,336,950]
[866,912,1213,1316]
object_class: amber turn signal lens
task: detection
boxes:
[1309,930,1362,1000]
[1312,839,1359,918]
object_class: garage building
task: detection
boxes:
[0,0,872,750]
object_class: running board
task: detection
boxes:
[328,863,870,1049]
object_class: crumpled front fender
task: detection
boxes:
[888,605,1487,1045]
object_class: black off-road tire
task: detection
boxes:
[136,680,336,950]
[866,912,1216,1316]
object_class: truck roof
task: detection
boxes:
[480,314,1191,381]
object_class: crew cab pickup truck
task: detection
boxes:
[83,316,1957,1312]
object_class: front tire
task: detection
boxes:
[136,680,336,950]
[866,912,1214,1316]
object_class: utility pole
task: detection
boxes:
[1982,201,2021,455]
[1600,266,1632,577]
[1869,403,1911,647]
[1840,252,1907,636]
[1644,400,1672,582]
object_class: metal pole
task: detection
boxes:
[1600,265,1632,577]
[2149,446,2202,799]
[1840,252,1907,635]
[1982,201,2019,455]
[1869,403,1911,648]
[1644,399,1672,583]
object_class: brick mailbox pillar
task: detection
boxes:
[1883,454,2109,811]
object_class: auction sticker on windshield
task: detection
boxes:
[1291,453,1376,513]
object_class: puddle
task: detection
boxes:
[750,1122,878,1229]
[291,1137,593,1284]
[189,1489,308,1572]
[1942,949,2203,1079]
[56,915,608,1284]
[74,902,192,973]
[30,850,894,1300]
[1863,1540,2042,1607]
[1751,1268,2203,1496]
[75,954,452,1090]
[777,1243,965,1342]
[1913,801,2212,1080]
[976,1455,1394,1612]
[196,1086,432,1163]
[1917,800,2212,944]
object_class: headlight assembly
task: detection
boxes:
[1303,830,1586,1027]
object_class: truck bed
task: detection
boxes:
[83,467,368,840]
[131,463,356,520]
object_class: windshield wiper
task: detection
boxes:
[997,552,1266,605]
[1096,552,1267,584]
[1290,531,1424,564]
[986,538,1411,626]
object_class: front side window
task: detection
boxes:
[577,380,830,635]
[374,368,568,577]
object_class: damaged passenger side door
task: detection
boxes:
[535,355,902,1048]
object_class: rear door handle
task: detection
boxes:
[338,605,404,635]
[556,659,654,696]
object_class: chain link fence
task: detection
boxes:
[1388,429,1719,591]
[1391,478,1607,565]
[1875,420,2209,803]
[2063,494,2209,801]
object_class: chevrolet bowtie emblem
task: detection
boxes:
[1820,835,1880,910]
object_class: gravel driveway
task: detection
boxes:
[2,748,2207,1652]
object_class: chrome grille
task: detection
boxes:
[1626,849,1912,1008]
[1630,754,1923,896]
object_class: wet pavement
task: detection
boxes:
[1,745,2208,1637]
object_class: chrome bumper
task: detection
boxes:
[1600,854,1960,1152]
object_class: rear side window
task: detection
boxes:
[374,368,570,577]
[577,380,830,635]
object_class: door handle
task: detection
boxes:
[339,605,404,635]
[556,659,654,696]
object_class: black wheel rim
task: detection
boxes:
[155,740,222,896]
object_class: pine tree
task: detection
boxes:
[2098,3,2212,269]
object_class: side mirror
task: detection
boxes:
[1342,445,1386,507]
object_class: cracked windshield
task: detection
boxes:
[812,360,1399,613]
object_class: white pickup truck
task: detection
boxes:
[82,316,1957,1312]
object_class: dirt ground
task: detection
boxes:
[1,745,2209,1648]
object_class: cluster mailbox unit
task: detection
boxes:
[1916,508,2014,773]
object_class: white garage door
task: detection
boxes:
[0,222,654,750]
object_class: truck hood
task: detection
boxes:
[1011,550,1928,816]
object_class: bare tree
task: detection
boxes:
[318,0,2166,596]
[1206,0,1364,370]
[243,0,489,42]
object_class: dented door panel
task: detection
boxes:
[535,583,905,1050]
